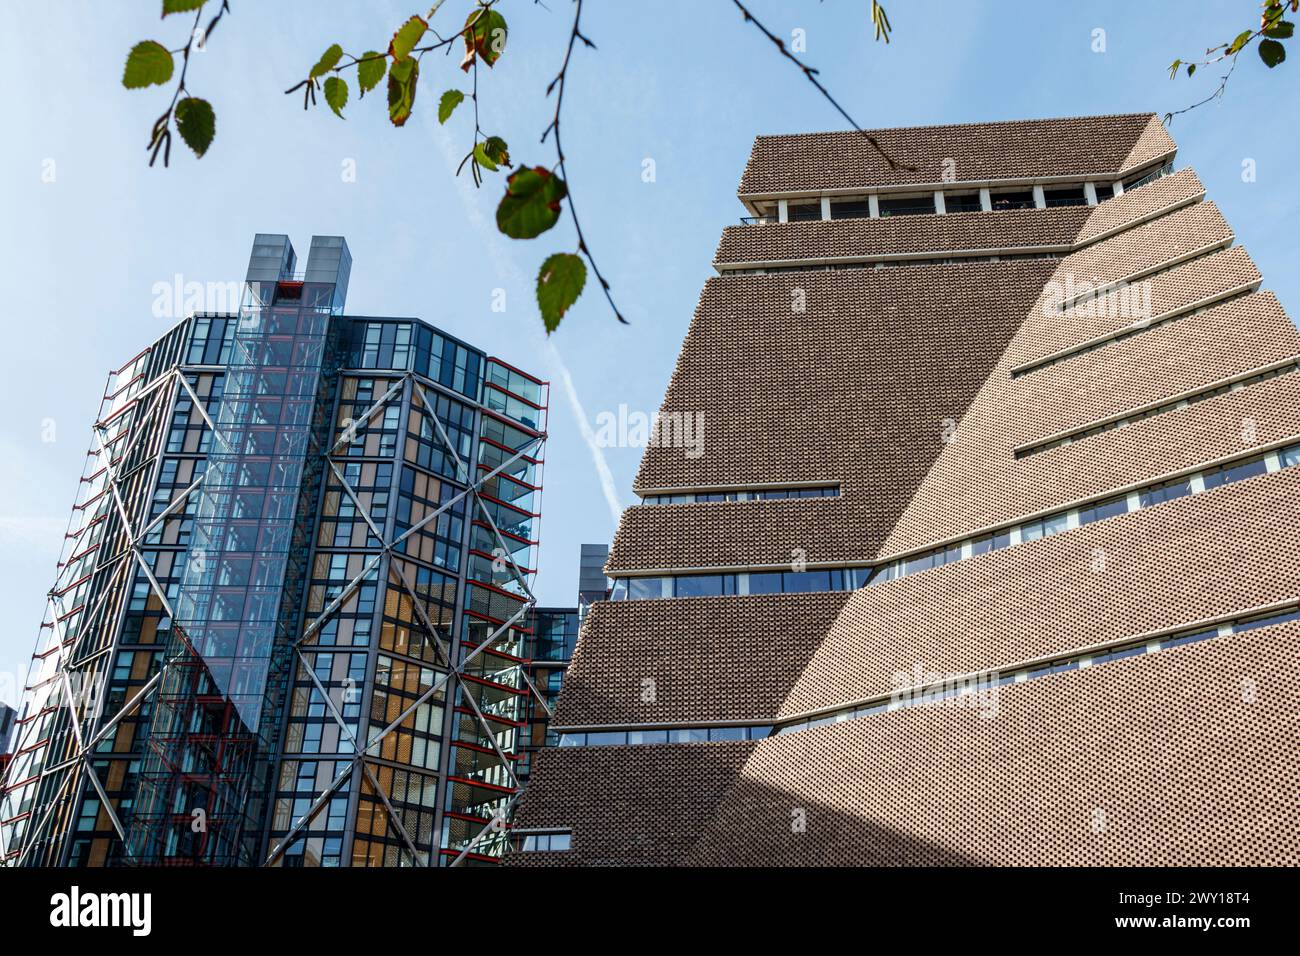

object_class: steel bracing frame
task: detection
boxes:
[1,364,197,866]
[1,358,551,868]
[265,369,547,867]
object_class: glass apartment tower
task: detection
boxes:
[0,235,549,867]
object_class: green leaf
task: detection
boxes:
[1264,20,1294,39]
[122,41,174,89]
[474,136,510,170]
[536,253,586,333]
[1167,58,1181,79]
[310,43,344,79]
[1227,30,1253,54]
[1186,63,1196,77]
[496,166,567,239]
[174,97,215,157]
[324,76,348,117]
[438,89,465,124]
[357,52,386,96]
[162,0,205,15]
[387,57,419,127]
[390,15,427,61]
[461,9,508,72]
[1259,38,1287,67]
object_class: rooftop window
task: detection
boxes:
[786,201,821,222]
[1043,185,1087,208]
[878,195,935,217]
[944,192,982,213]
[831,199,873,220]
[1121,161,1173,192]
[990,189,1035,211]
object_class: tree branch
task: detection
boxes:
[543,0,626,324]
[730,0,915,172]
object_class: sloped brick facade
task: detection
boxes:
[507,114,1300,867]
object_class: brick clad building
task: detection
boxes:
[506,114,1300,866]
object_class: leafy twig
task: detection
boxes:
[1165,0,1295,123]
[145,1,229,166]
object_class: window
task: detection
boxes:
[747,572,783,594]
[1078,496,1129,525]
[1043,186,1087,208]
[1140,478,1192,507]
[1020,513,1069,542]
[783,570,832,592]
[878,195,934,217]
[1202,456,1268,490]
[674,574,735,598]
[521,831,572,852]
[968,531,1012,556]
[1235,609,1300,632]
[667,728,709,743]
[990,189,1034,210]
[707,727,747,741]
[627,577,664,601]
[944,192,982,213]
[903,552,936,575]
[786,202,821,222]
[627,730,669,745]
[832,199,873,220]
[1122,162,1172,192]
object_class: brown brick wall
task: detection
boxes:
[616,260,1057,570]
[513,117,1299,868]
[737,113,1166,195]
[791,468,1300,714]
[554,592,851,727]
[509,623,1297,866]
[714,206,1087,265]
[1010,292,1299,444]
[1075,167,1204,243]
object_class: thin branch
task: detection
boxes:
[149,1,229,167]
[730,0,915,172]
[283,3,491,97]
[1163,54,1240,125]
[1164,0,1296,123]
[543,0,627,324]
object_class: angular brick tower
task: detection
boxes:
[507,114,1300,866]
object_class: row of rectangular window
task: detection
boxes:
[554,604,1299,750]
[609,443,1300,602]
[758,165,1173,226]
[640,486,839,505]
[558,725,774,748]
[778,605,1299,735]
[1016,361,1300,458]
[726,251,1062,277]
[778,184,1097,223]
[609,567,868,601]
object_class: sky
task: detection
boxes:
[1,0,1297,706]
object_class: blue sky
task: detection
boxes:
[2,0,1297,705]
